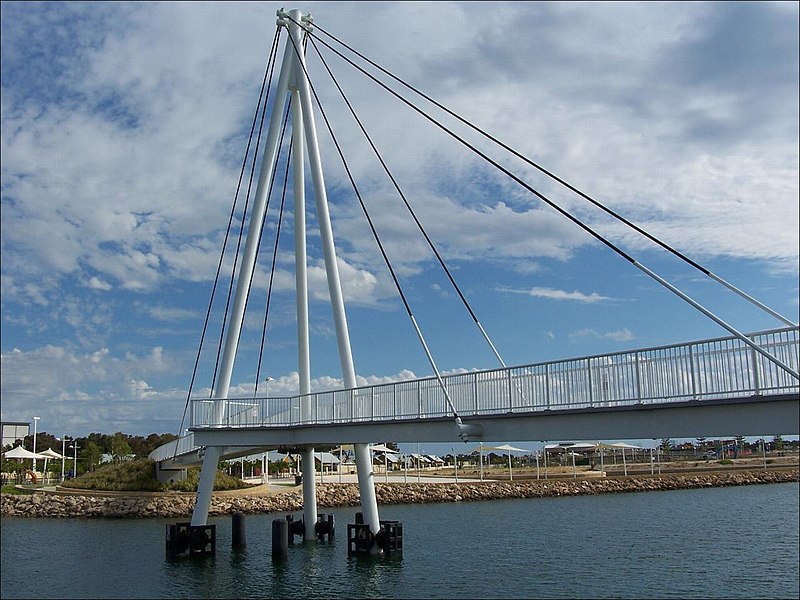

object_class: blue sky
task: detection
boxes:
[1,2,798,450]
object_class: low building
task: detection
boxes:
[1,421,29,450]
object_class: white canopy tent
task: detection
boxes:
[494,444,526,481]
[469,443,526,481]
[2,446,48,482]
[38,448,63,459]
[3,446,41,460]
[544,441,642,476]
[37,447,63,476]
[370,444,399,454]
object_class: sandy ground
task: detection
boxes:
[27,455,796,497]
[230,455,799,495]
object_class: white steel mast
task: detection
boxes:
[191,9,381,541]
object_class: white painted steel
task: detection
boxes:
[286,8,381,540]
[184,327,798,433]
[302,446,317,540]
[707,271,796,328]
[291,85,317,537]
[191,13,296,527]
[634,261,798,379]
[292,91,310,403]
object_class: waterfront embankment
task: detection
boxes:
[2,468,797,519]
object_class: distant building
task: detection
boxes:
[100,453,136,464]
[1,421,30,449]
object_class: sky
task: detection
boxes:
[1,2,798,453]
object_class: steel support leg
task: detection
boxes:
[302,446,317,540]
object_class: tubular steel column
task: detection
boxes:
[291,86,317,540]
[287,8,382,540]
[191,14,295,528]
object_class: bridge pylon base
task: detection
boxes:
[347,513,403,557]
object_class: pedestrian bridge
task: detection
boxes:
[151,325,799,468]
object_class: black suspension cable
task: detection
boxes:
[240,33,313,357]
[174,26,281,455]
[309,21,796,328]
[309,36,508,368]
[254,109,293,397]
[210,26,283,396]
[237,93,292,353]
[286,32,465,418]
[286,15,798,379]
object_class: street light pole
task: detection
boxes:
[60,436,67,481]
[70,443,79,478]
[32,416,40,474]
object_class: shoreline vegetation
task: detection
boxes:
[2,467,797,519]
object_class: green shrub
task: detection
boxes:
[165,467,251,492]
[60,459,256,492]
[718,458,734,465]
[61,459,164,491]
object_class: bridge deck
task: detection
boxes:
[151,326,798,464]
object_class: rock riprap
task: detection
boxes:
[2,469,796,519]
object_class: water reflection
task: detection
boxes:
[346,554,404,599]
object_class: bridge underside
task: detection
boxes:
[188,394,798,460]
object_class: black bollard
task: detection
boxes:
[232,512,246,549]
[286,514,305,542]
[315,513,335,541]
[272,518,288,559]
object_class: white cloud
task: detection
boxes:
[2,2,796,301]
[86,276,113,291]
[0,344,180,434]
[145,305,199,322]
[498,286,614,304]
[570,328,635,343]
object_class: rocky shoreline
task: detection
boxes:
[2,469,797,519]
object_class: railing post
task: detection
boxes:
[635,352,642,403]
[350,389,354,421]
[587,359,594,408]
[417,380,422,418]
[688,345,698,400]
[507,369,513,412]
[545,364,551,409]
[371,387,375,420]
[473,374,479,415]
[750,337,762,395]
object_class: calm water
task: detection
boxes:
[2,483,798,599]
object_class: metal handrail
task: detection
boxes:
[186,326,798,432]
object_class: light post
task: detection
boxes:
[59,436,68,482]
[32,416,40,474]
[69,443,79,478]
[479,441,484,481]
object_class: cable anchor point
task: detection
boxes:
[455,417,483,442]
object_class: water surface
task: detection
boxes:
[2,483,797,598]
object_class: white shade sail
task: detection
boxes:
[3,446,41,459]
[38,448,64,459]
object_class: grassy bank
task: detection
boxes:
[58,459,253,492]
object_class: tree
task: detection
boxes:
[660,438,672,455]
[81,441,102,472]
[111,432,132,462]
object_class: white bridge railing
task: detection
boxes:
[188,326,799,431]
